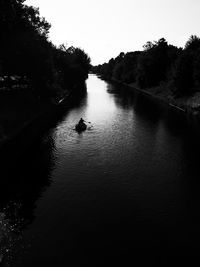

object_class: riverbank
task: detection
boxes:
[128,81,200,115]
[97,75,200,116]
[0,85,85,151]
[0,92,56,149]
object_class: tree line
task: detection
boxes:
[0,0,91,99]
[92,36,200,96]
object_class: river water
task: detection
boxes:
[1,74,200,266]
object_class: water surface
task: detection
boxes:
[1,74,200,266]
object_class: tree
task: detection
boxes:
[173,35,200,95]
[185,35,200,51]
[173,52,194,95]
[143,41,154,51]
[137,38,169,88]
[0,0,91,98]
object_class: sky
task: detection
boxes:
[25,0,200,65]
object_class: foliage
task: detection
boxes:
[93,36,200,97]
[0,0,91,98]
[173,35,200,95]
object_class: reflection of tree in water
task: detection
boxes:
[106,83,135,109]
[0,134,55,265]
[107,82,162,116]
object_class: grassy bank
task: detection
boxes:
[127,81,200,115]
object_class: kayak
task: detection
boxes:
[75,122,87,132]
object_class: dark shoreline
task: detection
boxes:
[0,87,86,154]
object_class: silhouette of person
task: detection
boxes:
[79,118,84,124]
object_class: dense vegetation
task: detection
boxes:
[0,0,91,99]
[93,36,200,97]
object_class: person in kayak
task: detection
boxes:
[75,118,87,132]
[79,118,85,124]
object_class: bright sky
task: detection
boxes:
[25,0,200,65]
